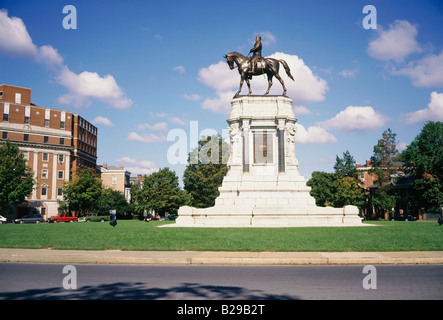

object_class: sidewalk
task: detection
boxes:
[1,248,443,265]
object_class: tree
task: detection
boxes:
[307,171,337,207]
[0,141,34,214]
[62,168,102,215]
[402,121,443,212]
[141,168,190,216]
[183,134,228,208]
[333,150,358,179]
[130,183,145,218]
[307,151,365,210]
[369,128,400,218]
[370,128,399,184]
[98,188,131,216]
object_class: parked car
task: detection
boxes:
[0,215,7,224]
[84,214,110,222]
[145,216,159,222]
[14,214,45,224]
[391,215,418,221]
[48,213,78,223]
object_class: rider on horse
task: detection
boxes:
[249,35,264,76]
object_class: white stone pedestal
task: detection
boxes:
[174,96,362,227]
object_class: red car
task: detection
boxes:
[48,213,78,223]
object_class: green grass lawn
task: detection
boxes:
[0,220,442,252]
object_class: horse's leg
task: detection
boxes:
[236,74,244,96]
[245,77,252,95]
[265,74,273,95]
[274,73,287,96]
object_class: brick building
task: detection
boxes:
[356,160,376,190]
[0,84,97,218]
[98,164,131,203]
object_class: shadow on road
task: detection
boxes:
[0,282,298,300]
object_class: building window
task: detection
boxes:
[42,169,48,179]
[2,132,7,139]
[57,187,63,196]
[44,136,48,143]
[3,103,9,122]
[0,91,3,99]
[60,138,64,145]
[42,153,49,161]
[24,134,29,141]
[45,119,50,127]
[112,176,117,185]
[41,186,47,196]
[24,116,30,124]
[60,121,65,129]
[58,170,64,180]
[15,93,21,104]
[23,151,29,161]
[58,154,64,163]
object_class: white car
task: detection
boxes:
[0,215,7,224]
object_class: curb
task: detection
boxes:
[1,249,443,266]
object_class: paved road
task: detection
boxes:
[0,263,442,300]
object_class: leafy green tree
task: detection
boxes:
[141,168,190,216]
[130,183,146,217]
[0,141,34,214]
[62,168,102,215]
[334,150,358,179]
[370,128,400,218]
[307,171,337,207]
[98,188,131,216]
[183,134,228,208]
[335,176,366,209]
[308,151,365,210]
[402,121,443,212]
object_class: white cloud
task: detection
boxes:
[294,123,337,144]
[396,142,408,152]
[338,67,359,79]
[319,106,389,133]
[198,52,328,115]
[0,10,132,109]
[127,131,166,143]
[0,9,38,58]
[200,90,235,116]
[173,65,185,74]
[293,105,311,115]
[116,157,158,176]
[92,116,114,127]
[183,94,201,101]
[137,122,168,131]
[368,20,422,62]
[57,66,132,109]
[404,91,443,124]
[392,50,443,87]
[169,117,187,125]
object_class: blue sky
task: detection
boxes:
[1,0,443,183]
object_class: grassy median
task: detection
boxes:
[0,220,442,252]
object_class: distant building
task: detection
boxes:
[129,174,145,189]
[0,84,97,218]
[98,164,131,203]
[357,159,415,219]
[356,160,376,190]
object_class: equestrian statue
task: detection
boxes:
[224,35,295,97]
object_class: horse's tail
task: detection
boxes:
[279,59,295,81]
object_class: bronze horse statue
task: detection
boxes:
[224,52,295,97]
